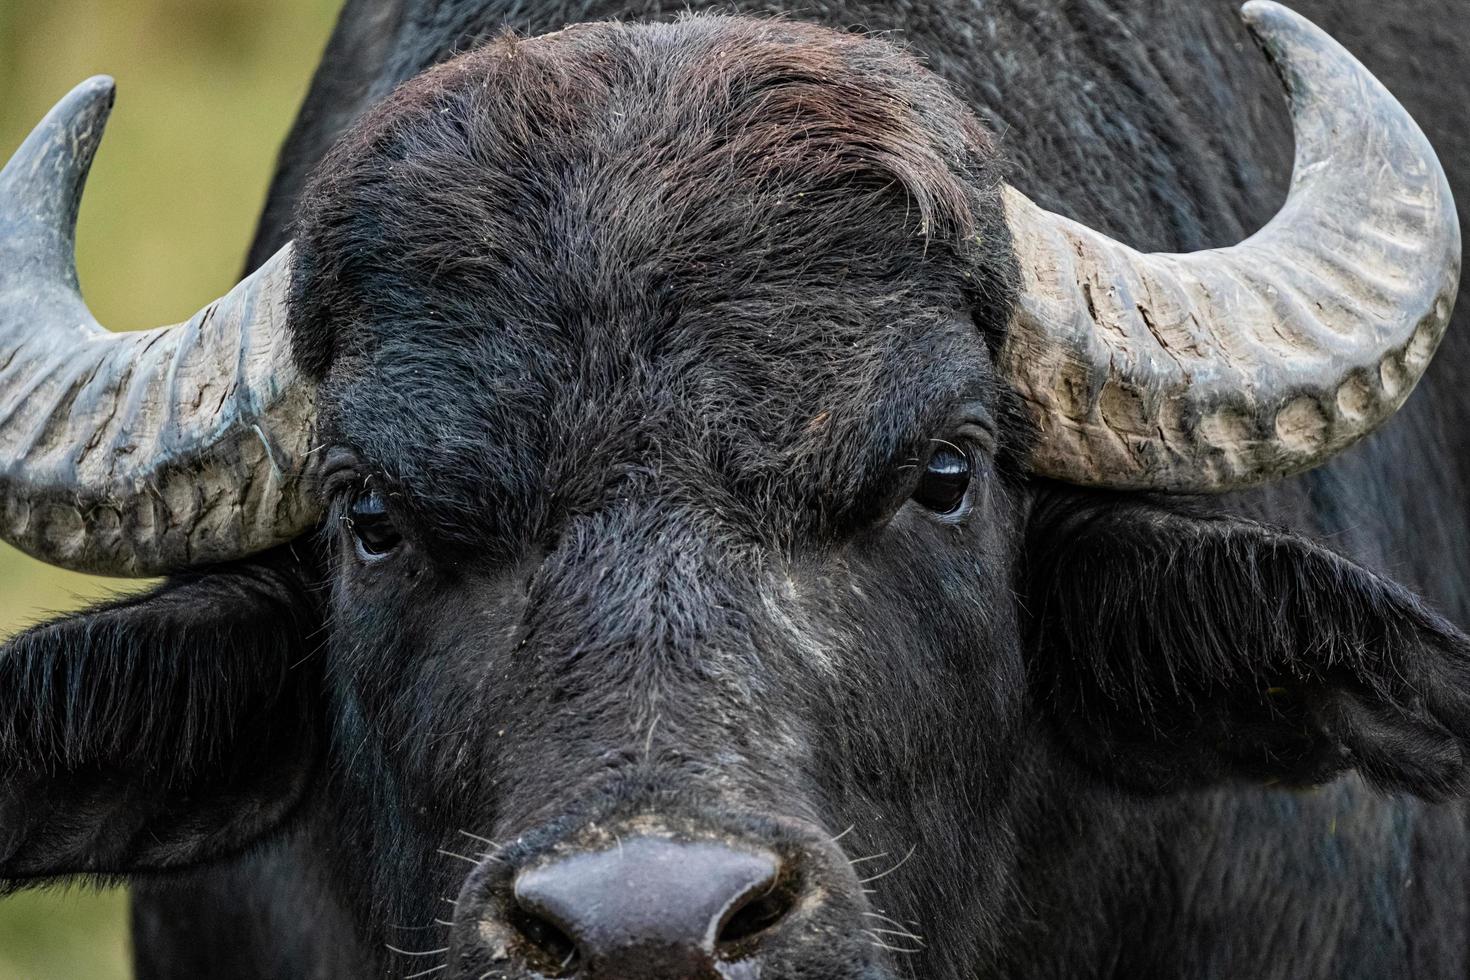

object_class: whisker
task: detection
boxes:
[860,844,918,885]
[459,830,498,847]
[847,852,890,866]
[385,944,450,957]
[862,911,924,938]
[830,825,856,844]
[865,932,923,955]
[405,965,448,979]
[437,849,480,866]
[867,926,927,946]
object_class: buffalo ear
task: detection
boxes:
[1025,493,1470,800]
[0,548,322,883]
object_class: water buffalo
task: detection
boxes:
[0,1,1467,977]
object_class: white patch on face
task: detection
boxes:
[762,574,841,677]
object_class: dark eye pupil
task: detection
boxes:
[348,491,402,557]
[912,446,971,514]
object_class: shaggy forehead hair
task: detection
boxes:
[289,15,1018,553]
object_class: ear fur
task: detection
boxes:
[1026,492,1470,800]
[0,548,322,882]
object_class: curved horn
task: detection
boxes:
[0,77,319,576]
[1000,1,1461,491]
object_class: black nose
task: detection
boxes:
[511,836,790,976]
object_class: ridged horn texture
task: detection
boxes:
[1000,0,1461,491]
[0,77,318,576]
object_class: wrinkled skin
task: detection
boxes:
[3,2,1470,980]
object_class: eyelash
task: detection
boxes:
[342,489,404,560]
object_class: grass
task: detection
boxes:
[0,0,342,974]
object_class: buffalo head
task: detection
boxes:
[0,5,1465,980]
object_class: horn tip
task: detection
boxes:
[39,74,118,137]
[53,74,119,146]
[2,74,118,193]
[1239,0,1287,19]
[73,74,118,96]
[0,75,119,277]
[1239,1,1296,29]
[1238,2,1320,61]
[76,75,119,111]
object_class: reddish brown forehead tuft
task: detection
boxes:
[291,14,1018,375]
[319,15,994,259]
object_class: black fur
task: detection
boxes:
[4,2,1470,978]
[1027,492,1470,799]
[0,549,320,881]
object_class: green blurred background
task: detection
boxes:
[0,0,342,975]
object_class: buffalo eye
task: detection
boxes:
[912,442,972,515]
[346,490,402,559]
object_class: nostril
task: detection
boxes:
[716,872,798,948]
[506,901,580,976]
